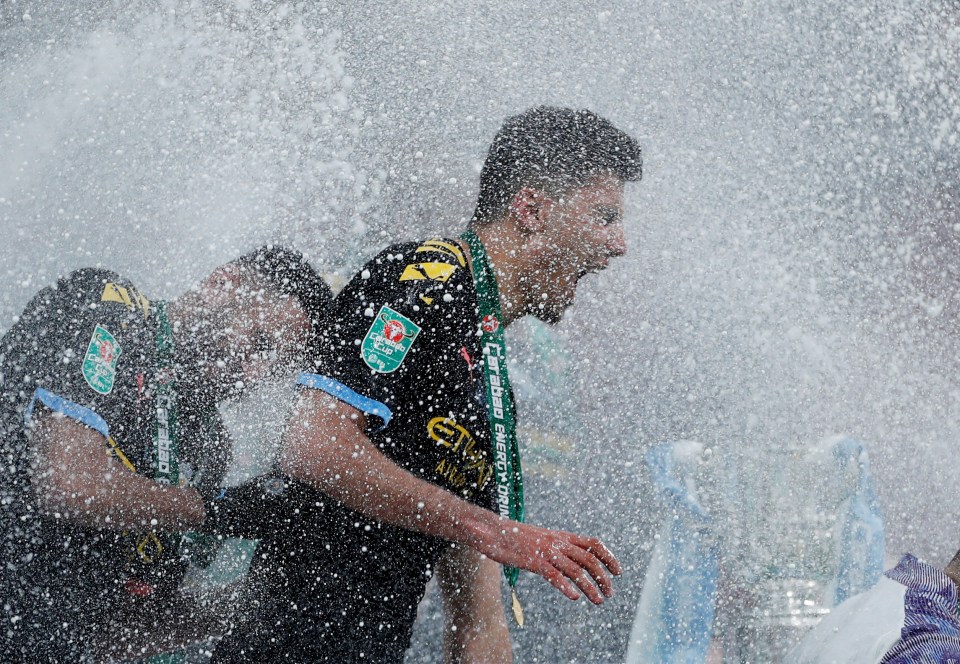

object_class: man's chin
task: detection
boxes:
[530,300,569,325]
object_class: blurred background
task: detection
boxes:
[3,1,960,660]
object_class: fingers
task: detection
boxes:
[537,561,582,601]
[548,551,605,605]
[568,534,622,576]
[492,525,582,600]
[544,532,621,604]
[562,543,615,598]
[494,522,620,605]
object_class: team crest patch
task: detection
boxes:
[361,305,420,373]
[82,325,122,394]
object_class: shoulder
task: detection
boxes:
[357,238,467,284]
[334,237,473,318]
[75,269,152,320]
[395,237,468,279]
[9,268,153,371]
[12,269,121,332]
[0,269,153,415]
[25,268,150,320]
[361,237,471,303]
[69,268,152,329]
[317,238,474,375]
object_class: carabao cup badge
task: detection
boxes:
[361,305,421,373]
[82,324,123,394]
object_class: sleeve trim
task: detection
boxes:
[296,373,392,430]
[24,387,110,439]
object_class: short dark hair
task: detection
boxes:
[233,245,332,326]
[472,106,642,224]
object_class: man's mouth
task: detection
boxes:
[578,259,609,279]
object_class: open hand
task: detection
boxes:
[477,520,621,604]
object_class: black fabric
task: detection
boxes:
[213,238,502,662]
[0,269,229,661]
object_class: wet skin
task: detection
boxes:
[524,173,628,323]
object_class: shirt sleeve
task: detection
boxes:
[880,554,960,663]
[19,269,151,440]
[300,239,475,429]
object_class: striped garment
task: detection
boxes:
[880,553,960,663]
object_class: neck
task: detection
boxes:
[469,222,527,327]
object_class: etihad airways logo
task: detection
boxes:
[428,416,493,490]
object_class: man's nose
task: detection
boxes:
[607,225,627,258]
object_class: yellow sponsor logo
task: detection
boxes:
[435,458,467,489]
[101,283,150,318]
[415,239,466,267]
[429,416,476,454]
[135,532,164,563]
[427,417,493,489]
[399,261,459,283]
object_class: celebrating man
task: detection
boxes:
[0,246,329,662]
[211,107,642,662]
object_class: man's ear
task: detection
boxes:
[510,188,550,235]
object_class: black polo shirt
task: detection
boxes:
[213,238,501,663]
[0,268,228,662]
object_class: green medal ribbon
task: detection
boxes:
[152,302,181,566]
[149,304,215,663]
[153,301,180,488]
[461,230,526,625]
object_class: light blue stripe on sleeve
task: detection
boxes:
[24,387,110,439]
[296,372,392,430]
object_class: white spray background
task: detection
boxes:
[3,1,960,660]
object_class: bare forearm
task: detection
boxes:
[280,403,502,548]
[32,414,206,530]
[40,468,205,530]
[283,391,622,605]
[438,548,511,664]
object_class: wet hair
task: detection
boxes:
[232,245,332,327]
[472,106,642,224]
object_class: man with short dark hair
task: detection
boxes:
[0,246,329,662]
[211,107,642,662]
